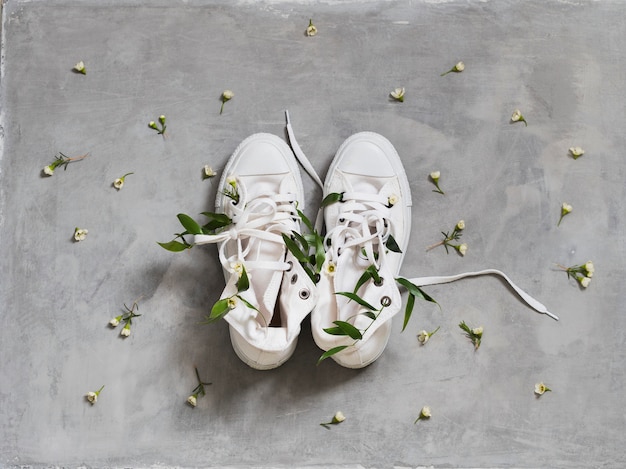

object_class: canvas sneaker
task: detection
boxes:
[193,130,318,370]
[311,132,412,368]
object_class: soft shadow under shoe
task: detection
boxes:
[194,133,318,370]
[311,132,412,368]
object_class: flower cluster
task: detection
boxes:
[320,411,345,429]
[109,301,142,337]
[459,321,483,350]
[427,220,467,256]
[148,115,167,135]
[557,261,594,288]
[187,367,212,407]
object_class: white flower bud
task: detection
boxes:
[187,395,197,407]
[579,276,591,288]
[332,411,345,423]
[74,228,88,242]
[417,330,429,344]
[420,406,431,418]
[390,87,405,102]
[43,165,55,176]
[456,220,465,230]
[120,325,131,337]
[458,243,468,256]
[86,391,98,404]
[430,171,440,181]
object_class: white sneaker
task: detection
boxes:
[311,132,412,368]
[193,132,318,370]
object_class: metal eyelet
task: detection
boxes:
[339,217,345,223]
[291,274,298,284]
[374,277,384,287]
[286,261,293,272]
[299,289,310,300]
[381,296,392,307]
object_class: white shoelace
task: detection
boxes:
[193,180,297,277]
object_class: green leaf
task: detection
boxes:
[177,213,203,235]
[297,208,314,233]
[282,234,309,263]
[323,326,347,336]
[314,235,325,272]
[332,320,363,340]
[236,266,249,292]
[292,230,309,252]
[317,345,349,365]
[320,192,344,207]
[336,292,377,312]
[402,293,415,332]
[385,234,402,253]
[395,277,438,305]
[353,269,374,294]
[200,212,232,232]
[361,311,377,320]
[236,295,259,312]
[157,240,191,252]
[209,298,231,321]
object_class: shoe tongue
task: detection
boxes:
[239,173,290,200]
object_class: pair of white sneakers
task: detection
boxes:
[190,112,557,370]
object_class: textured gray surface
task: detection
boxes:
[0,0,625,467]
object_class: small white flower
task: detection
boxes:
[109,317,120,327]
[430,171,440,181]
[324,261,337,277]
[227,297,238,309]
[230,261,244,278]
[390,87,405,102]
[113,178,124,189]
[579,276,591,288]
[471,326,483,336]
[458,243,468,256]
[43,165,55,176]
[387,194,399,206]
[74,228,88,242]
[585,261,594,277]
[417,330,430,344]
[511,109,527,126]
[73,61,86,75]
[203,165,217,179]
[454,61,465,72]
[534,382,551,395]
[562,203,572,214]
[306,19,318,36]
[187,395,197,407]
[86,391,98,404]
[420,406,431,418]
[222,90,234,100]
[86,385,104,405]
[120,324,131,337]
[332,411,346,423]
[226,175,237,187]
[456,220,465,230]
[569,147,585,159]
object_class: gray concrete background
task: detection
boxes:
[1,0,625,467]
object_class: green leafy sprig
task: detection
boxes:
[187,367,212,407]
[427,220,467,256]
[109,300,142,338]
[281,209,324,284]
[158,212,232,252]
[148,115,167,135]
[459,321,483,350]
[43,152,88,176]
[556,261,594,288]
[203,263,261,324]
